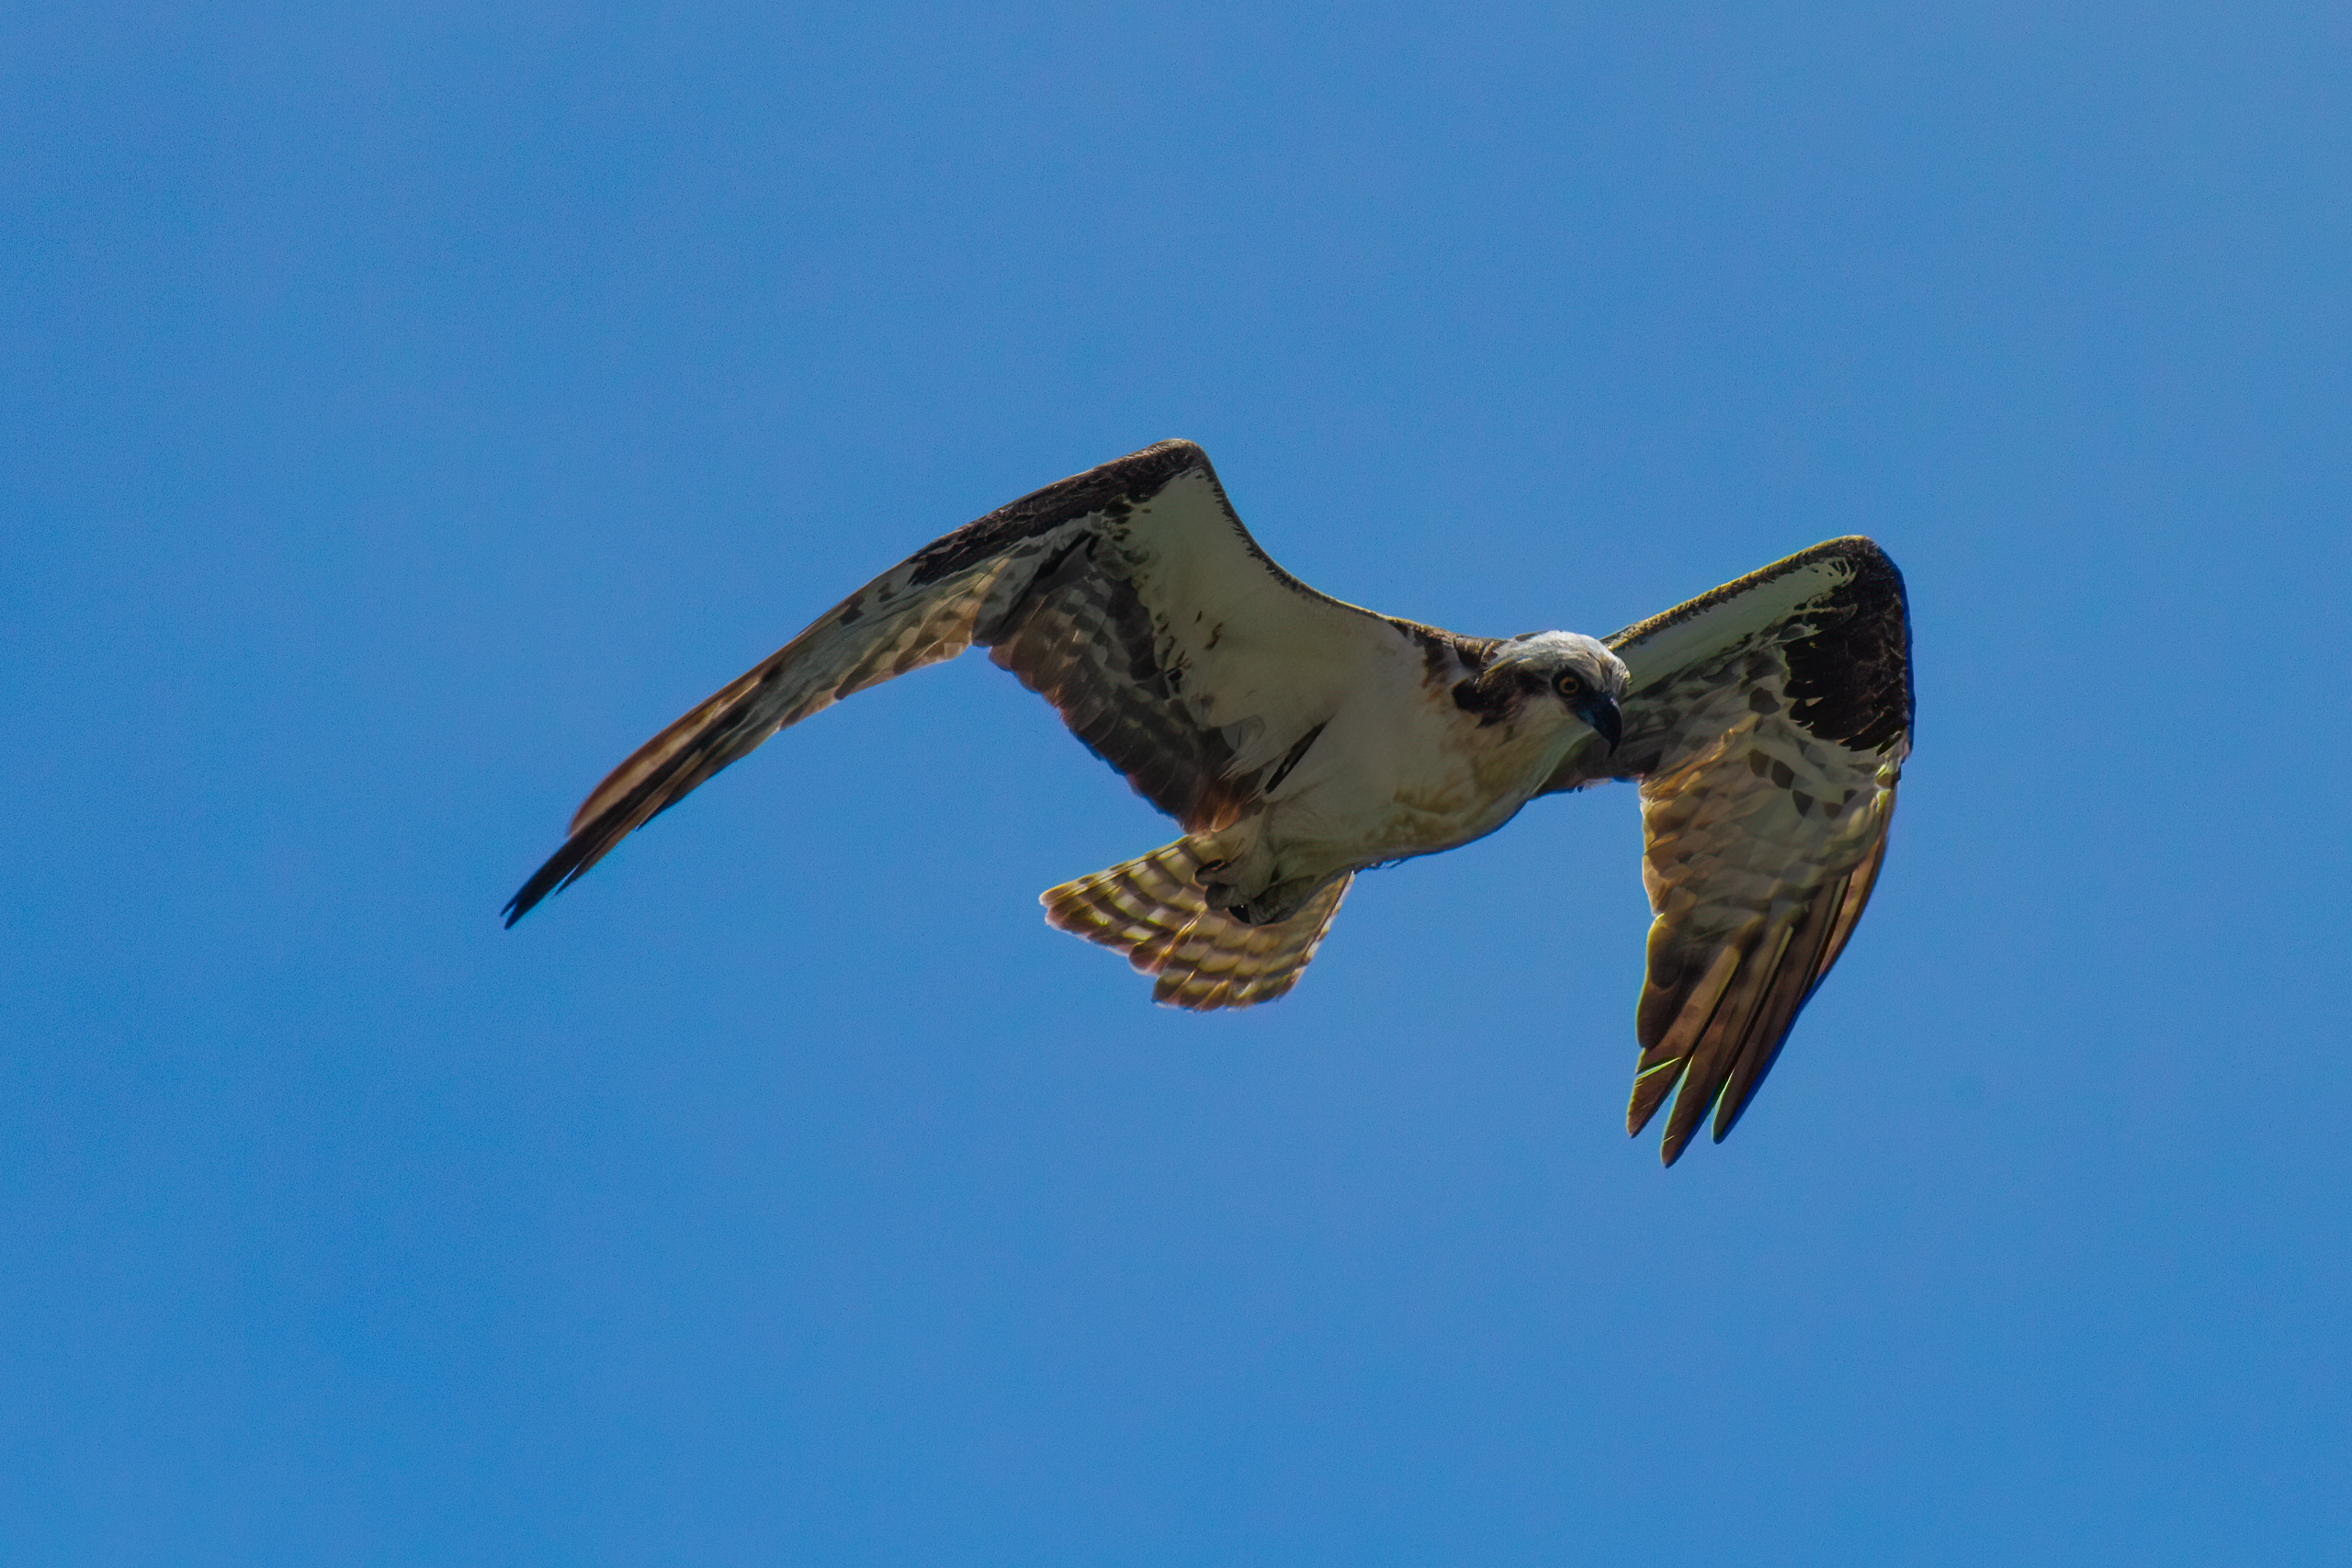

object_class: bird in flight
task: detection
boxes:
[505,440,1913,1163]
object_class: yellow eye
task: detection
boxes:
[1554,671,1585,699]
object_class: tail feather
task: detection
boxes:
[1041,840,1351,1010]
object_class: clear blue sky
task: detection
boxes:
[6,4,2347,1562]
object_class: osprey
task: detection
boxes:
[506,441,1913,1163]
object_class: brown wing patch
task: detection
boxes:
[980,532,1255,832]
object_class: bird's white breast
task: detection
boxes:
[1261,644,1589,874]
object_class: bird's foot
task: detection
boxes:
[1185,834,1291,924]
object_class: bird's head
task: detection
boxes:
[1484,631,1629,751]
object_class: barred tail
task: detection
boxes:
[1040,840,1351,1010]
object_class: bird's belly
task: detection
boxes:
[1267,723,1561,874]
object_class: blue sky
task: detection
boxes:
[6,3,2347,1562]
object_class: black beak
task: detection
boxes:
[1577,693,1623,752]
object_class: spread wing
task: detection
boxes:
[1546,538,1914,1164]
[503,440,1422,924]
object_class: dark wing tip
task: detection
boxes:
[500,826,609,927]
[1626,1056,1681,1138]
[500,649,803,930]
[1628,1055,1713,1166]
[1633,1066,1710,1166]
[499,739,738,929]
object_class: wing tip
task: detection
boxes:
[500,850,576,928]
[500,812,635,930]
[1625,1056,1699,1164]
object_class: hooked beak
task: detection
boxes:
[1577,693,1623,753]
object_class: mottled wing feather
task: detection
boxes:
[1554,537,1913,1164]
[982,530,1261,830]
[504,440,1410,924]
